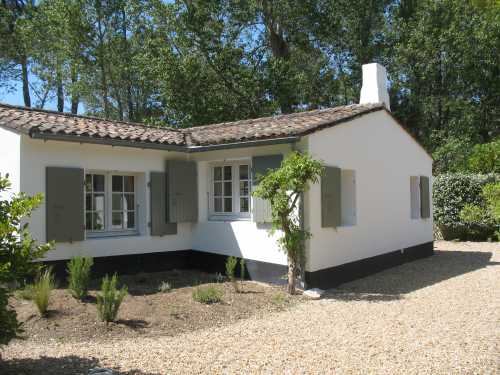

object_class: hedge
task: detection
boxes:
[433,173,499,241]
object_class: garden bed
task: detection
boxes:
[10,269,303,344]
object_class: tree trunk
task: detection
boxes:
[56,71,64,112]
[20,56,31,107]
[70,68,79,114]
[287,256,297,294]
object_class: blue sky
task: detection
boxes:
[0,75,61,111]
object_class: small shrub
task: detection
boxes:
[240,258,246,282]
[192,286,223,304]
[67,256,93,300]
[271,292,288,307]
[16,284,34,300]
[96,274,127,323]
[158,281,172,293]
[225,256,238,292]
[212,272,225,283]
[32,269,55,316]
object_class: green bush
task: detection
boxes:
[96,274,127,322]
[434,173,499,240]
[158,281,172,293]
[225,256,238,292]
[192,286,223,304]
[33,269,55,316]
[67,256,93,300]
[468,139,499,174]
[16,284,35,300]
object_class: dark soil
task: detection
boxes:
[11,269,302,344]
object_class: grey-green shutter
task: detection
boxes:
[150,172,177,235]
[321,166,341,228]
[46,167,84,242]
[420,175,430,219]
[167,160,198,222]
[252,154,283,223]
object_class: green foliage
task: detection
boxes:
[158,281,172,293]
[433,174,499,240]
[192,286,223,304]
[0,174,52,345]
[96,274,127,323]
[432,136,473,174]
[468,139,500,174]
[67,256,93,300]
[32,268,55,316]
[240,258,246,282]
[225,256,238,291]
[271,292,288,308]
[253,152,324,293]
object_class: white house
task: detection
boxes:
[0,63,433,289]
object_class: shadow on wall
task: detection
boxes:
[0,355,162,375]
[323,250,497,302]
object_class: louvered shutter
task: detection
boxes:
[251,154,283,222]
[46,167,84,242]
[321,166,341,228]
[150,171,177,235]
[167,160,198,222]
[420,176,430,219]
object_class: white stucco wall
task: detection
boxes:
[0,127,21,200]
[20,136,192,261]
[305,110,433,272]
[190,145,291,265]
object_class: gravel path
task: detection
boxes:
[2,241,499,374]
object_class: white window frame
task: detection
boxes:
[209,161,251,221]
[85,171,138,236]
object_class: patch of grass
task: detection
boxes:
[192,286,223,304]
[16,284,35,300]
[158,281,172,293]
[67,256,93,300]
[96,274,128,323]
[271,292,288,308]
[33,269,55,316]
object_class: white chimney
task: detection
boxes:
[359,63,390,111]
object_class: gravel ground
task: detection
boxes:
[1,241,499,375]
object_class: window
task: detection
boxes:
[341,170,356,226]
[410,176,421,219]
[211,163,250,219]
[85,172,136,233]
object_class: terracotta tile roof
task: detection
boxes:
[184,103,384,146]
[0,103,384,149]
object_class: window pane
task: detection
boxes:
[240,181,249,196]
[126,211,135,229]
[112,212,123,228]
[124,194,134,210]
[86,194,92,210]
[224,182,232,196]
[94,194,105,211]
[93,211,105,230]
[214,182,222,196]
[239,165,248,180]
[124,176,134,192]
[240,197,249,212]
[224,166,232,180]
[85,174,92,191]
[112,175,123,192]
[214,197,222,212]
[85,212,92,230]
[112,194,123,210]
[93,174,105,192]
[214,167,222,181]
[224,198,232,212]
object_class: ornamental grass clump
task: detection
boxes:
[96,274,127,323]
[192,286,223,304]
[32,268,55,316]
[225,256,238,292]
[67,256,93,300]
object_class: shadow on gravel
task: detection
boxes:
[323,250,495,302]
[0,355,161,375]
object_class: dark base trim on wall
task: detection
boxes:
[44,249,288,285]
[304,241,434,290]
[43,241,433,289]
